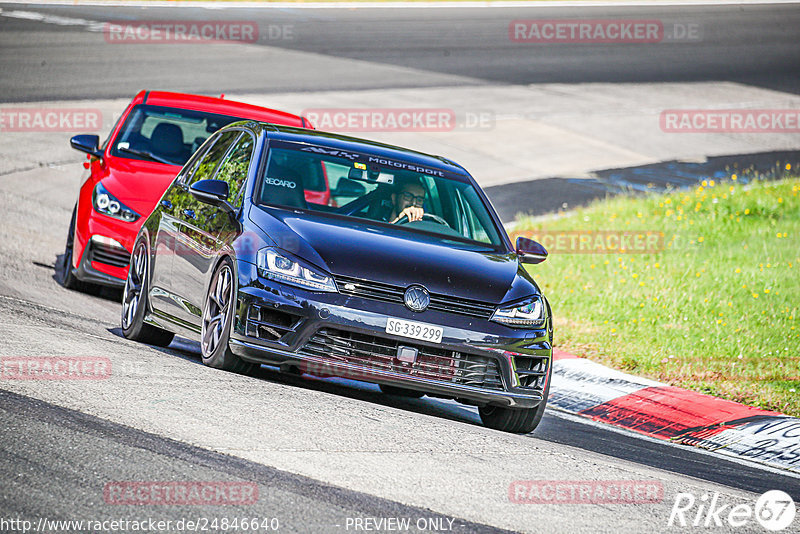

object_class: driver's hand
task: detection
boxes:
[393,206,424,223]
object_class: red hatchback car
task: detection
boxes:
[63,90,317,290]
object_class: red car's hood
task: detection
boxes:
[99,157,181,217]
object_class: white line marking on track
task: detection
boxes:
[2,0,799,9]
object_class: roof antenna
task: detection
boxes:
[219,93,225,99]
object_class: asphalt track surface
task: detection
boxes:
[0,3,799,101]
[1,2,800,532]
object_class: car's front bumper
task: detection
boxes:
[229,262,552,409]
[73,206,143,286]
[73,234,129,288]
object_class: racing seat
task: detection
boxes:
[365,184,394,221]
[261,166,307,209]
[149,123,188,164]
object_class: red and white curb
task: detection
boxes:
[548,350,800,474]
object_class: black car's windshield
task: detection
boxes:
[111,105,242,166]
[258,141,504,247]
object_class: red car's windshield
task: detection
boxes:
[110,105,243,166]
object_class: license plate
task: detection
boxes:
[386,318,443,344]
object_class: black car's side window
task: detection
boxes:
[186,131,240,186]
[177,141,211,184]
[213,132,255,208]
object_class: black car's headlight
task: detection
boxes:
[257,248,337,292]
[92,182,140,222]
[491,296,546,327]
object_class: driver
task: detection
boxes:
[388,179,426,224]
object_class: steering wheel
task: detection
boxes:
[395,213,451,227]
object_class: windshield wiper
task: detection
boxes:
[118,146,173,165]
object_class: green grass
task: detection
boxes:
[511,172,800,416]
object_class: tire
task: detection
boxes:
[479,361,552,434]
[379,384,425,398]
[121,238,175,347]
[200,258,253,375]
[61,206,82,290]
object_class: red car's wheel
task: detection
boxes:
[60,205,82,290]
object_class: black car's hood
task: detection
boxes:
[248,207,537,304]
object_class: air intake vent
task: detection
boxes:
[299,328,504,390]
[88,241,130,268]
[245,304,301,342]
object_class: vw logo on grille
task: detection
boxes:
[404,285,430,312]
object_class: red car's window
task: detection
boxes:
[110,105,242,166]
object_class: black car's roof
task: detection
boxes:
[235,121,470,178]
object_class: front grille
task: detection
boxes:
[89,242,130,268]
[246,304,302,342]
[298,328,504,390]
[334,275,497,320]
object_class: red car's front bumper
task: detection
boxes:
[72,206,143,287]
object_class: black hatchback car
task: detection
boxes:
[122,122,553,433]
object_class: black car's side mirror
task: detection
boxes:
[516,237,548,264]
[70,134,103,159]
[190,179,235,214]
